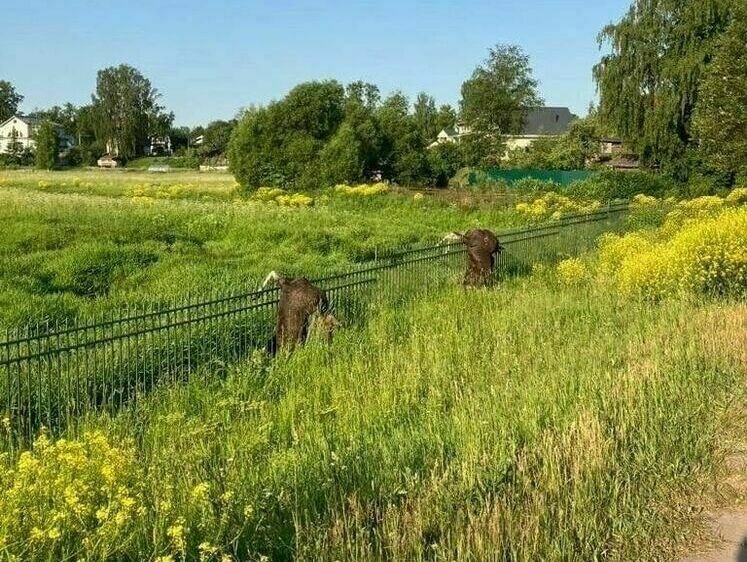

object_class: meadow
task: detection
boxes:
[0,170,534,330]
[1,267,745,561]
[0,171,745,561]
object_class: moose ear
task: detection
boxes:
[261,270,283,289]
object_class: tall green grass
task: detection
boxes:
[0,177,526,330]
[2,275,741,561]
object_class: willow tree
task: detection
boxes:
[593,0,734,177]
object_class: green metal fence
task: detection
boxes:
[468,168,593,186]
[0,205,629,448]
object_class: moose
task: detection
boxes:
[441,228,504,287]
[261,271,340,353]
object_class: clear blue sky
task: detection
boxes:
[1,0,630,127]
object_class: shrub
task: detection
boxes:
[334,182,390,197]
[568,170,677,201]
[725,187,747,205]
[598,208,747,298]
[276,193,314,207]
[556,258,588,285]
[0,432,145,560]
[515,192,600,221]
[251,187,314,207]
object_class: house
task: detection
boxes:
[504,107,577,152]
[594,137,641,171]
[191,134,204,147]
[428,107,577,153]
[145,136,172,156]
[0,114,74,154]
[428,122,472,148]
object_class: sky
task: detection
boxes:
[1,0,631,127]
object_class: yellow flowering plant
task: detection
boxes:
[556,258,589,285]
[334,182,390,197]
[0,431,145,560]
[515,192,601,221]
[597,208,747,299]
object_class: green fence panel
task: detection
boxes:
[468,168,593,186]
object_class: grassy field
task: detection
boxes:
[0,170,530,330]
[0,171,744,560]
[1,273,744,561]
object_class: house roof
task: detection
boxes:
[521,107,576,136]
[439,127,458,137]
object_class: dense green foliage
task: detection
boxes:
[195,119,236,157]
[0,80,23,122]
[33,120,60,170]
[594,0,737,177]
[693,5,747,183]
[459,44,542,136]
[228,79,465,190]
[91,64,173,160]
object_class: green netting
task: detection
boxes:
[468,168,593,186]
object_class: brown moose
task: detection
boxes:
[441,229,503,287]
[261,271,340,353]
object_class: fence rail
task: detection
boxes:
[1,205,629,447]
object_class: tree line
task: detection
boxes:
[2,0,745,185]
[0,67,236,170]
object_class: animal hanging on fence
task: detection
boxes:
[261,271,340,353]
[440,229,504,287]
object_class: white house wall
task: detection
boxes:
[0,117,34,154]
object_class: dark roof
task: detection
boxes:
[15,114,42,126]
[440,127,458,137]
[521,107,576,136]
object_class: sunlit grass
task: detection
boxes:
[0,174,528,330]
[1,276,743,560]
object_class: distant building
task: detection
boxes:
[0,114,74,154]
[504,107,577,152]
[594,137,641,171]
[191,134,204,146]
[97,154,122,168]
[428,122,472,148]
[104,136,173,158]
[144,136,172,156]
[428,107,577,155]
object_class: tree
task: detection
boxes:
[91,64,170,159]
[5,128,25,162]
[196,120,235,157]
[427,142,463,187]
[378,92,427,184]
[229,81,347,190]
[75,104,105,165]
[435,104,457,134]
[594,0,735,176]
[460,44,543,136]
[0,81,23,122]
[319,122,365,185]
[693,5,747,181]
[413,93,438,143]
[34,120,60,170]
[31,103,78,137]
